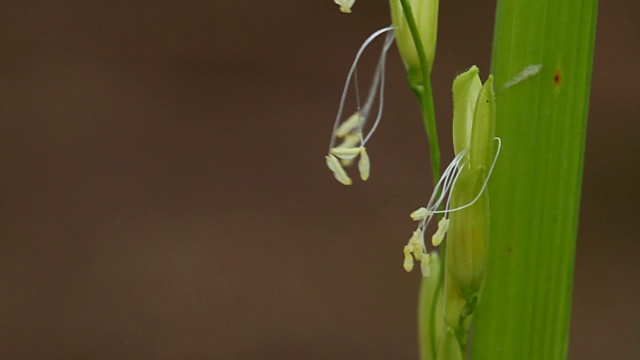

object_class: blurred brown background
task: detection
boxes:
[0,1,637,359]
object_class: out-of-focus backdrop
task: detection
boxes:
[1,1,637,359]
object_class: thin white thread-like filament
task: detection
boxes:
[432,137,502,214]
[329,26,394,151]
[362,31,396,145]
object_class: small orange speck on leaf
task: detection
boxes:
[554,69,561,87]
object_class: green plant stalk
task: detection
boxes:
[471,0,597,359]
[411,82,440,187]
[396,2,444,359]
[398,0,441,186]
[418,253,444,360]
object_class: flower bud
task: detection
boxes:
[446,168,489,297]
[469,76,496,170]
[446,67,496,297]
[452,66,482,157]
[453,66,496,171]
[389,0,439,84]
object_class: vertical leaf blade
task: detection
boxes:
[472,1,597,359]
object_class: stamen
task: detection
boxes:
[432,137,502,214]
[361,31,396,146]
[325,155,353,185]
[424,151,467,213]
[357,147,370,181]
[334,134,361,149]
[341,157,356,167]
[335,112,362,138]
[330,147,363,160]
[409,151,466,240]
[420,254,431,277]
[402,138,499,264]
[329,26,394,151]
[403,245,414,272]
[410,230,424,261]
[431,217,449,246]
[410,207,430,221]
[334,134,362,167]
[326,27,396,185]
[401,149,468,265]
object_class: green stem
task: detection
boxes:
[429,262,443,360]
[412,77,443,360]
[397,0,441,186]
[417,253,444,360]
[411,83,441,186]
[397,2,442,359]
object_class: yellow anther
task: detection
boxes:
[334,135,361,166]
[335,111,361,137]
[410,207,430,221]
[431,234,444,247]
[406,242,414,253]
[334,0,356,14]
[340,158,355,167]
[409,236,419,249]
[403,245,414,272]
[335,134,361,149]
[330,146,363,160]
[413,251,424,262]
[420,253,431,277]
[358,147,370,181]
[408,231,423,260]
[431,217,449,246]
[331,147,362,160]
[325,154,353,185]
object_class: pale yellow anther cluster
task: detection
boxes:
[325,111,371,185]
[400,144,474,277]
[403,209,437,277]
[334,0,356,13]
[325,27,395,186]
[403,233,431,277]
[404,240,431,277]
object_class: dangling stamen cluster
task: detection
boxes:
[404,137,502,277]
[325,27,395,185]
[404,150,467,277]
